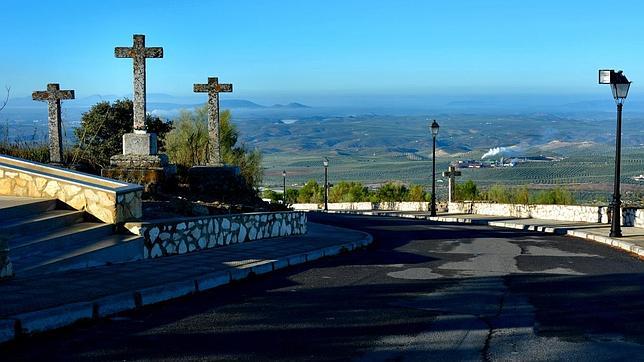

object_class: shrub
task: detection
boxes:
[297,180,324,203]
[73,99,171,172]
[329,181,370,202]
[407,184,429,202]
[531,187,575,205]
[376,182,408,202]
[455,180,479,201]
[165,105,263,188]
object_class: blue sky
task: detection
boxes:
[2,0,644,105]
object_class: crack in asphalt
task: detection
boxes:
[481,291,507,362]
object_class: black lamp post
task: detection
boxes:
[282,170,287,204]
[599,69,631,237]
[430,120,440,217]
[323,158,329,211]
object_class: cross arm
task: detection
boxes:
[57,90,75,100]
[215,83,233,92]
[144,47,163,58]
[115,47,135,58]
[193,84,209,93]
[32,91,50,101]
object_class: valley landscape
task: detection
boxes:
[3,95,644,204]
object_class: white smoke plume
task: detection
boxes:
[482,147,506,159]
[481,145,521,159]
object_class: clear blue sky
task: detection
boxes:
[2,0,643,104]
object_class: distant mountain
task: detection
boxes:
[271,102,311,109]
[221,99,265,108]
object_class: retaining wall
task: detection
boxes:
[0,155,142,224]
[448,202,642,226]
[291,202,437,212]
[124,211,307,258]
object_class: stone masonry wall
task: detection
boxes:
[291,202,447,213]
[0,158,142,224]
[448,202,642,227]
[125,211,307,259]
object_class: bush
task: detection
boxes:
[285,189,299,204]
[165,105,263,188]
[73,99,172,172]
[297,180,324,203]
[531,187,575,205]
[329,181,370,202]
[455,180,479,201]
[407,184,429,202]
[262,189,281,203]
[376,182,408,202]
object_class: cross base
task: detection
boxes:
[123,132,158,155]
[103,154,176,194]
[188,165,242,197]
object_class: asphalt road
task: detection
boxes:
[3,213,644,361]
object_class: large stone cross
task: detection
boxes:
[32,83,75,164]
[115,34,163,133]
[442,165,462,203]
[194,77,233,166]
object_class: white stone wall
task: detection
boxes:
[448,202,643,226]
[634,209,644,228]
[291,202,436,212]
[291,203,319,211]
[125,211,307,259]
[329,202,374,211]
[0,155,142,224]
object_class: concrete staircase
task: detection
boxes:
[0,197,143,276]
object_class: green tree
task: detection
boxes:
[485,184,512,203]
[455,180,479,201]
[165,105,263,188]
[406,184,428,202]
[531,187,575,205]
[376,182,409,202]
[514,186,530,204]
[298,180,324,203]
[262,189,281,203]
[329,181,370,202]
[73,99,172,171]
[285,188,299,204]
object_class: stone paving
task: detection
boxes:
[0,222,371,343]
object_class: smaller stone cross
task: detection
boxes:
[32,83,75,164]
[442,165,462,203]
[194,77,233,166]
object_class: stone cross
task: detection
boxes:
[193,77,233,166]
[115,34,163,133]
[442,165,462,203]
[32,83,75,164]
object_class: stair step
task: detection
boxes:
[9,222,115,250]
[15,234,144,276]
[0,209,85,238]
[0,197,58,220]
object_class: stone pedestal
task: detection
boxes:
[102,153,176,194]
[123,132,157,155]
[188,165,242,196]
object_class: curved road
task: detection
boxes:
[3,213,644,361]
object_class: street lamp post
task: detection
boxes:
[323,158,329,211]
[599,69,631,237]
[282,170,287,204]
[430,120,440,217]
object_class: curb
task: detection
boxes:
[0,232,373,345]
[434,216,644,259]
[322,210,643,259]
